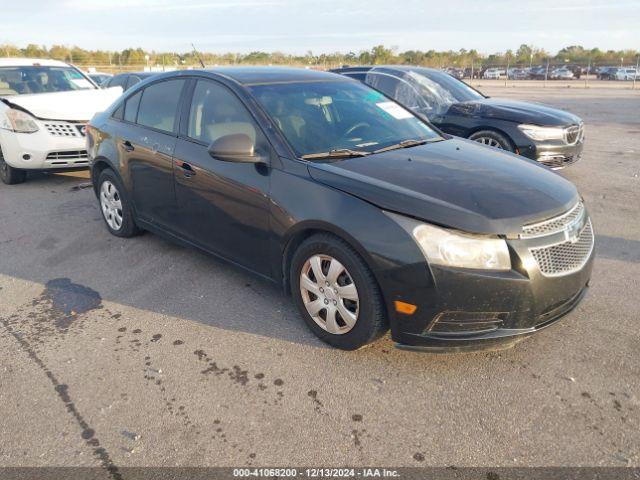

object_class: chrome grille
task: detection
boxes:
[43,122,81,137]
[530,220,594,276]
[521,201,585,238]
[564,123,584,145]
[45,150,89,165]
[538,154,580,170]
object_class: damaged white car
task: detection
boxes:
[0,58,122,184]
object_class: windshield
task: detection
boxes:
[0,66,95,95]
[365,68,484,117]
[250,80,441,158]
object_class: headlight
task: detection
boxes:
[518,124,564,142]
[386,212,511,271]
[0,109,39,133]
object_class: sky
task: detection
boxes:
[2,0,639,54]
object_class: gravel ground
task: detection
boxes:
[0,86,638,471]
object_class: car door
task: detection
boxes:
[120,78,187,228]
[172,78,271,275]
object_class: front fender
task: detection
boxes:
[269,164,434,340]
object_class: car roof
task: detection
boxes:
[205,67,344,85]
[0,58,71,67]
[115,71,157,77]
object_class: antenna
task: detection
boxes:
[191,43,205,68]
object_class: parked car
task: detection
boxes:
[331,65,585,169]
[87,67,594,352]
[614,68,638,81]
[529,66,549,80]
[483,68,506,79]
[445,68,464,80]
[508,68,529,80]
[463,67,480,79]
[87,72,113,87]
[0,58,122,184]
[597,67,618,80]
[550,67,575,80]
[103,71,158,91]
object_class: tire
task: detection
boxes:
[97,169,142,238]
[468,130,514,152]
[290,233,388,350]
[0,146,27,185]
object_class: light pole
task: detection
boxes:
[145,54,150,71]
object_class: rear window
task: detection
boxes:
[136,80,186,133]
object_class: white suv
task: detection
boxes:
[614,68,638,81]
[0,58,122,184]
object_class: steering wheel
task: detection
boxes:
[342,122,370,139]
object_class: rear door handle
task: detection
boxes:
[122,140,134,152]
[178,161,196,178]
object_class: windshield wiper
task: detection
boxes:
[372,138,429,154]
[300,148,370,160]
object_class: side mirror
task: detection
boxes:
[207,133,264,164]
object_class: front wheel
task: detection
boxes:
[290,234,388,350]
[0,147,27,185]
[468,130,514,152]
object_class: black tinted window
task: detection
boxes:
[187,80,257,146]
[124,91,142,123]
[344,72,367,81]
[137,80,186,133]
[109,74,128,89]
[113,103,124,120]
[126,75,141,90]
[366,73,401,98]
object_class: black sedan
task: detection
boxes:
[331,66,585,169]
[102,71,158,91]
[86,68,594,351]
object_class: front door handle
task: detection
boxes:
[122,140,134,152]
[178,161,196,178]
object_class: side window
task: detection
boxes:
[366,73,402,99]
[113,103,124,120]
[126,75,141,90]
[136,79,186,133]
[187,80,258,147]
[124,91,142,123]
[109,74,128,89]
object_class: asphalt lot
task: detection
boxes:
[0,86,638,471]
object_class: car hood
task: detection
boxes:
[448,97,581,126]
[307,138,579,236]
[1,87,123,121]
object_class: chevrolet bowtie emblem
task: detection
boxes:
[564,216,583,244]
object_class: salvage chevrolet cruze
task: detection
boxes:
[87,68,594,351]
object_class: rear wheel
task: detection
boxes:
[97,169,141,238]
[468,130,514,152]
[0,147,27,185]
[290,234,388,350]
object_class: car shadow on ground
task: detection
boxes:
[1,172,333,349]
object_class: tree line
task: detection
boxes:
[2,43,639,68]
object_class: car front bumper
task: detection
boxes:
[0,121,89,170]
[517,139,585,170]
[388,224,595,352]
